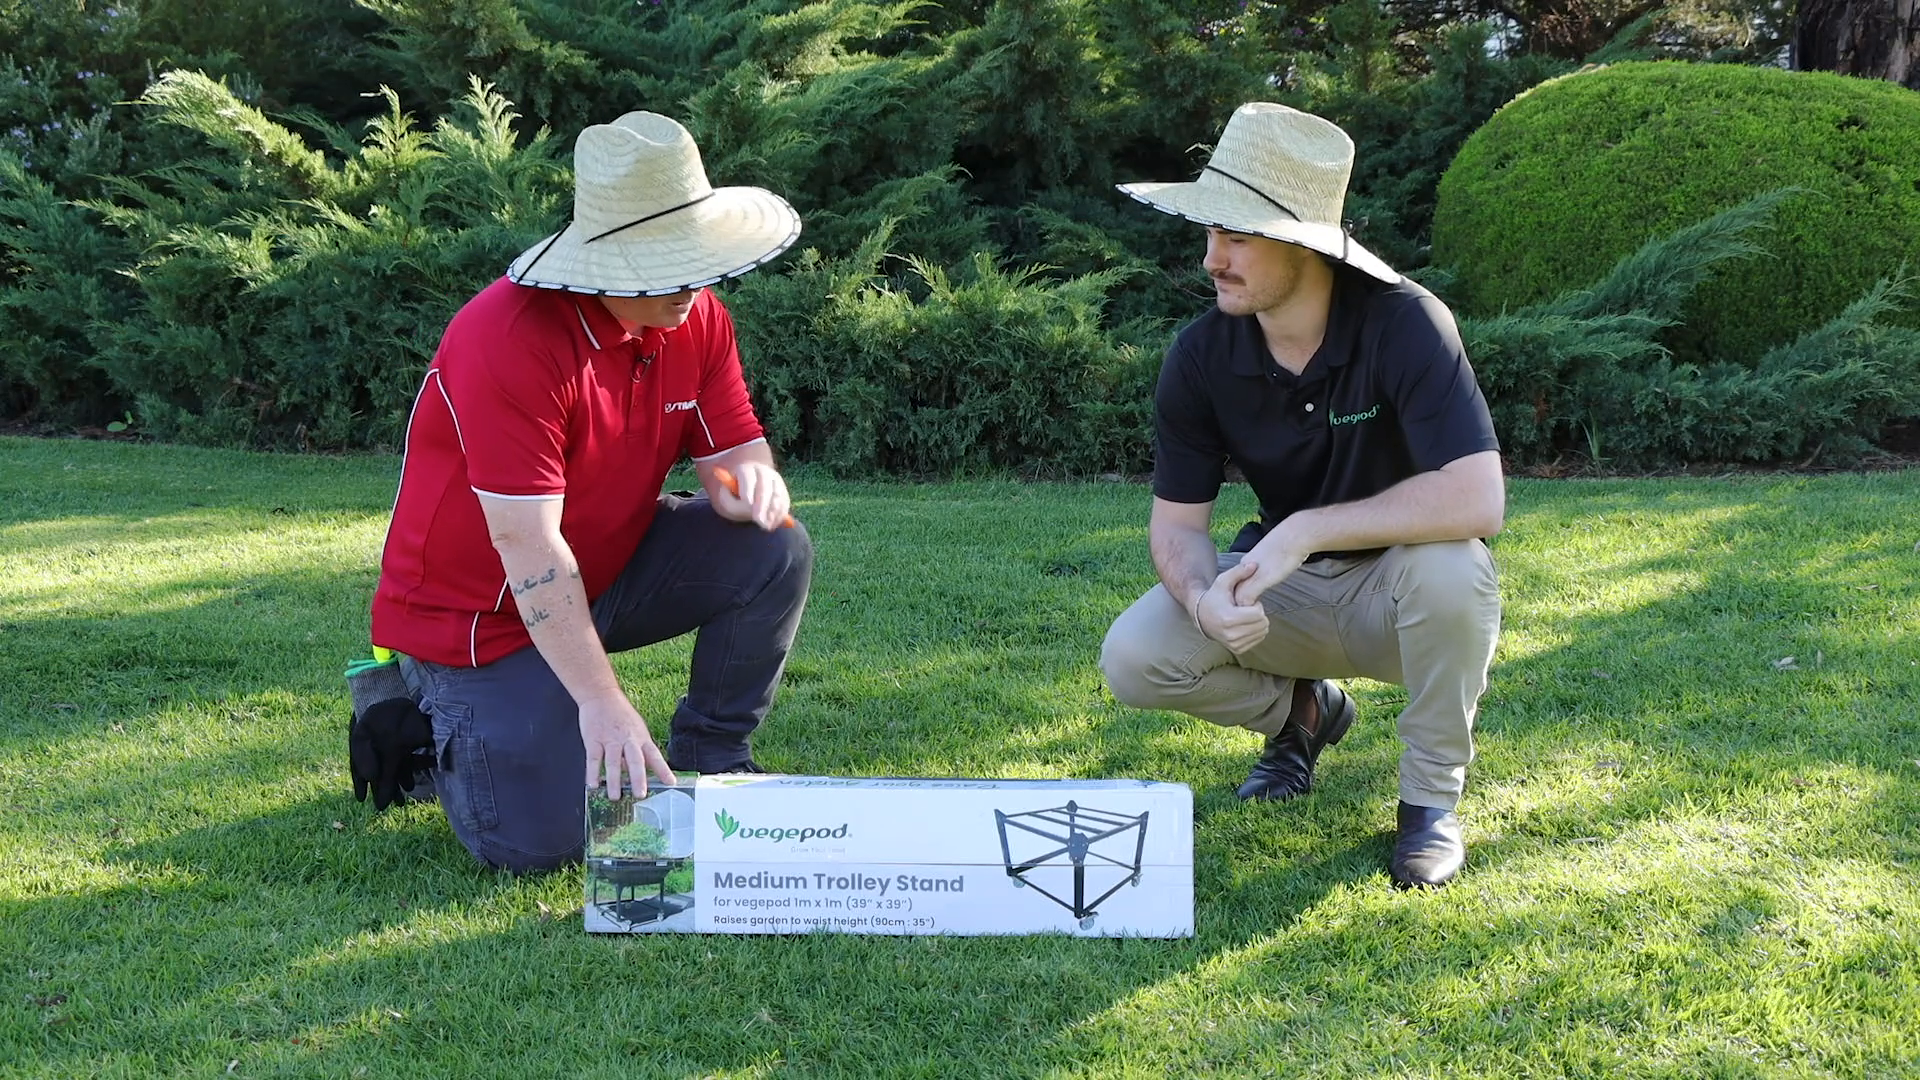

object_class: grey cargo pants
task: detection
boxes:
[401,492,812,872]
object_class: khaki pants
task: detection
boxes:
[1100,540,1500,810]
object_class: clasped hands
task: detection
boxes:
[1192,539,1310,654]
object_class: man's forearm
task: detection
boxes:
[1150,523,1220,617]
[498,539,624,710]
[1275,452,1504,556]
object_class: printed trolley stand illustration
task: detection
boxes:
[995,799,1149,930]
[585,783,698,932]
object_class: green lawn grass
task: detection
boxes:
[1,435,1916,1078]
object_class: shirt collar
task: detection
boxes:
[572,296,636,352]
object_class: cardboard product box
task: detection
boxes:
[584,775,1193,937]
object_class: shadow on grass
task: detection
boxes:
[0,564,382,747]
[0,580,1353,1071]
[5,457,1919,1074]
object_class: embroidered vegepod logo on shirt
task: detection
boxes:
[1330,404,1380,426]
[714,808,849,842]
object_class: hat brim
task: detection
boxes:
[507,186,802,296]
[1118,181,1399,284]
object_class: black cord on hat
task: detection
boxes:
[1202,165,1304,223]
[1203,165,1353,260]
[584,191,716,244]
[513,192,718,279]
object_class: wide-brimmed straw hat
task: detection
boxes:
[1117,102,1398,284]
[507,112,801,296]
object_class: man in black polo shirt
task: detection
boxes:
[1100,102,1505,889]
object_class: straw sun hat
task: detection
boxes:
[507,112,802,296]
[1118,102,1399,284]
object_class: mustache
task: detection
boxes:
[1210,274,1243,286]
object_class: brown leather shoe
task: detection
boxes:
[1390,801,1464,889]
[1236,680,1355,801]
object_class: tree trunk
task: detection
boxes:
[1793,0,1920,91]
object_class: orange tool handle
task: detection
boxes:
[711,467,797,528]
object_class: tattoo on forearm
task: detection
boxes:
[512,567,560,596]
[522,607,551,630]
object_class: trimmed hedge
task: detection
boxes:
[1458,193,1920,468]
[1432,61,1920,366]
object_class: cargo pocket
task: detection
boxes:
[429,701,500,833]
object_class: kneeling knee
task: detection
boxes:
[1100,627,1166,709]
[1393,541,1498,609]
[760,521,814,585]
[459,807,585,876]
[477,837,582,876]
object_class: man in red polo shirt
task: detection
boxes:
[357,111,811,873]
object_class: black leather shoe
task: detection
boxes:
[1390,801,1464,889]
[1236,680,1356,801]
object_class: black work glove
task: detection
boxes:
[349,697,435,811]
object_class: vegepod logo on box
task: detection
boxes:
[714,808,849,843]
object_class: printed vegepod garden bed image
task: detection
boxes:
[585,783,698,931]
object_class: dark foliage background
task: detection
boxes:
[2,0,1913,470]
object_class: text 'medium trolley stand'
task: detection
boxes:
[994,800,1149,930]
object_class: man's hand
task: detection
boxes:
[710,460,792,531]
[1230,525,1313,606]
[579,696,676,799]
[1196,560,1272,654]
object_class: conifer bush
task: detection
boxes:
[1,0,1258,460]
[0,158,134,421]
[67,74,565,449]
[1433,61,1920,367]
[2,1,1912,469]
[1314,22,1570,270]
[729,226,1160,477]
[1458,193,1920,467]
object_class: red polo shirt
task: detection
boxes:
[371,278,765,666]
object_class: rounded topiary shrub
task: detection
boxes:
[1432,61,1920,366]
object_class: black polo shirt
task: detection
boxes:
[1153,268,1499,551]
